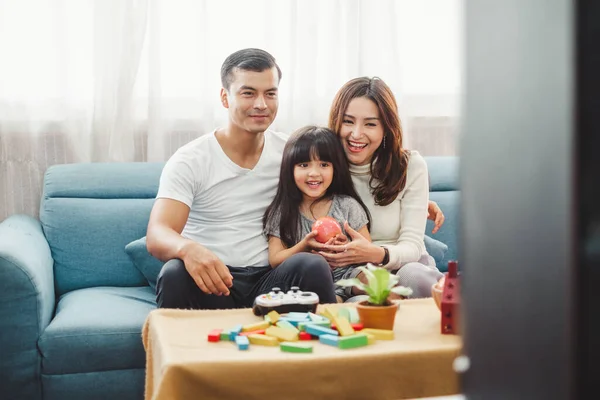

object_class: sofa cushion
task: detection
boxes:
[40,162,165,296]
[427,190,459,272]
[424,235,448,267]
[38,286,156,375]
[125,236,164,291]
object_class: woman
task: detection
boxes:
[316,77,444,298]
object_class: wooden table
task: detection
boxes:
[142,299,462,400]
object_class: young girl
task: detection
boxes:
[263,125,371,302]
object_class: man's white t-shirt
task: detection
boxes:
[156,129,289,267]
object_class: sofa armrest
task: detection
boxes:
[0,214,55,400]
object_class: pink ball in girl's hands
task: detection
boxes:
[312,217,342,243]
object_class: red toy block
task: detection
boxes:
[441,261,460,335]
[239,329,266,336]
[299,331,313,341]
[331,322,364,331]
[208,328,222,342]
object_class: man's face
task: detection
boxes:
[221,67,279,134]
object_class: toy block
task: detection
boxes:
[298,320,331,332]
[361,328,394,340]
[208,329,222,342]
[248,334,279,346]
[287,312,310,321]
[320,307,337,321]
[265,326,299,342]
[242,320,270,332]
[304,324,339,337]
[276,320,300,333]
[338,333,369,349]
[331,315,355,336]
[299,331,313,341]
[363,332,376,344]
[220,330,231,341]
[280,341,313,353]
[308,312,330,323]
[319,334,340,347]
[235,335,249,350]
[228,324,243,341]
[331,322,363,331]
[239,329,266,336]
[337,307,360,324]
[441,260,461,335]
[266,310,280,324]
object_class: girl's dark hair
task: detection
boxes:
[264,126,371,248]
[329,77,409,206]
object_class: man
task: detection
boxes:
[147,48,338,309]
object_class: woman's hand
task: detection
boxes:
[427,200,445,234]
[313,222,382,268]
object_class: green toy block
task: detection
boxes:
[338,333,369,349]
[308,312,329,323]
[280,342,313,353]
[338,307,360,324]
[276,319,300,333]
[219,330,231,341]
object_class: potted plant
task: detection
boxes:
[337,264,413,330]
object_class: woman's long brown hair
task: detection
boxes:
[328,77,409,206]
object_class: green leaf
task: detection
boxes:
[391,286,413,297]
[336,278,367,292]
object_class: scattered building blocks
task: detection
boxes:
[332,322,363,331]
[276,319,299,333]
[363,332,376,344]
[219,330,231,341]
[208,329,222,342]
[331,315,355,336]
[338,334,369,349]
[441,260,460,335]
[265,326,299,342]
[298,320,331,332]
[304,324,339,337]
[266,310,280,324]
[308,312,329,323]
[228,324,243,341]
[319,334,340,347]
[242,320,270,332]
[248,334,279,346]
[299,331,313,341]
[361,328,394,340]
[280,342,313,353]
[235,335,249,350]
[239,329,266,336]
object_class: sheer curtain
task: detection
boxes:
[0,0,462,220]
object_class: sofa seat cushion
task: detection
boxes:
[39,286,156,375]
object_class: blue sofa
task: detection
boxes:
[0,157,459,400]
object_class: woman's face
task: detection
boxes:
[339,97,384,166]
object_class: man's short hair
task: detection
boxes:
[220,48,282,90]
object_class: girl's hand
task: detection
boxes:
[313,222,381,268]
[301,230,322,251]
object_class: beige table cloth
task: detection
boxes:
[142,299,462,400]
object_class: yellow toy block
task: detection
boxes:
[361,328,394,340]
[248,334,279,346]
[332,315,355,336]
[363,332,376,344]
[265,326,299,342]
[266,310,280,324]
[320,307,337,321]
[242,320,270,332]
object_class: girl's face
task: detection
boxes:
[294,157,334,202]
[339,97,384,166]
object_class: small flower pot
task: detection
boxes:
[356,300,399,330]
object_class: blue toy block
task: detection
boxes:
[229,324,243,341]
[305,324,339,337]
[319,334,340,347]
[235,335,249,350]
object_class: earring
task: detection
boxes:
[383,135,386,149]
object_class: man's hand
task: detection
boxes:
[427,200,445,234]
[181,242,233,296]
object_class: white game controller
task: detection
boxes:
[252,286,319,316]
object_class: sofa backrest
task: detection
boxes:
[40,157,460,295]
[40,163,164,296]
[424,156,460,272]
